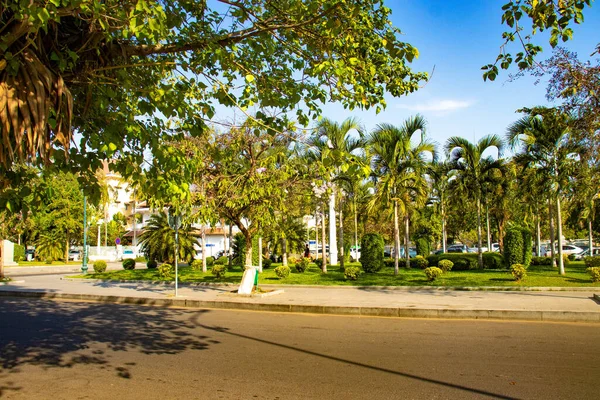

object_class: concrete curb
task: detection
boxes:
[1,290,598,323]
[59,278,599,292]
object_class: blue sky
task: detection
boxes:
[319,1,600,150]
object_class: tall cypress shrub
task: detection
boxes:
[504,227,532,267]
[360,233,384,273]
[415,238,431,256]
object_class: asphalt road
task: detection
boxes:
[1,298,599,399]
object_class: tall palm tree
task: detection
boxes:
[369,115,435,274]
[428,159,452,253]
[308,117,365,270]
[507,107,580,275]
[445,135,504,269]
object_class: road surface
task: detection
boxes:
[1,298,598,399]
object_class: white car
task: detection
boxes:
[544,244,583,257]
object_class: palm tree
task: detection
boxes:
[138,212,198,263]
[369,115,435,274]
[445,135,504,269]
[507,107,580,275]
[428,160,452,253]
[35,232,65,262]
[308,117,365,271]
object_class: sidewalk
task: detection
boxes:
[1,269,599,323]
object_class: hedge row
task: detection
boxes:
[427,252,505,270]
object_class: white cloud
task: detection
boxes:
[396,99,473,113]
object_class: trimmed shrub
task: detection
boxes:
[13,244,25,262]
[587,267,600,282]
[44,257,53,264]
[315,257,323,266]
[215,256,229,265]
[262,258,272,269]
[482,252,504,269]
[295,257,310,273]
[427,254,478,271]
[384,258,395,268]
[93,260,107,273]
[122,258,136,270]
[567,254,576,261]
[344,266,361,281]
[584,256,600,268]
[147,260,158,269]
[424,267,443,281]
[438,259,453,273]
[191,259,203,270]
[415,238,431,256]
[504,227,532,267]
[274,265,290,279]
[511,264,527,282]
[411,255,429,269]
[531,256,552,266]
[360,233,384,273]
[205,256,215,267]
[158,263,174,279]
[211,265,227,279]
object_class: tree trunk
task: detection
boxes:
[536,214,541,257]
[556,196,565,275]
[485,202,491,251]
[104,209,108,247]
[549,199,556,268]
[321,202,327,273]
[393,200,400,275]
[589,218,593,257]
[315,210,319,261]
[244,233,253,268]
[328,191,337,265]
[64,236,69,262]
[353,197,359,261]
[201,227,207,273]
[476,197,483,269]
[441,196,447,254]
[404,214,410,269]
[339,197,344,270]
[228,224,233,267]
[281,237,288,267]
[258,236,263,272]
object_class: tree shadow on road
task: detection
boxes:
[0,298,214,395]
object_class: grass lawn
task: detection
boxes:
[17,261,82,266]
[69,261,599,287]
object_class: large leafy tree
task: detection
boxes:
[369,116,434,273]
[0,0,426,203]
[507,106,581,275]
[445,135,504,269]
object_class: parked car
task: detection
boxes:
[544,244,583,257]
[68,249,81,261]
[120,249,135,260]
[25,249,35,261]
[491,243,500,252]
[574,247,600,260]
[447,244,468,253]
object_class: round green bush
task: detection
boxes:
[438,259,453,273]
[262,258,272,269]
[93,260,107,273]
[584,256,600,268]
[344,266,361,281]
[191,259,203,270]
[147,260,158,269]
[158,263,174,279]
[274,265,290,279]
[211,265,227,279]
[360,233,384,273]
[44,257,53,264]
[587,267,600,282]
[295,258,310,273]
[206,256,215,267]
[424,267,442,281]
[482,252,504,269]
[413,255,429,269]
[511,264,527,282]
[215,256,229,265]
[122,258,136,270]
